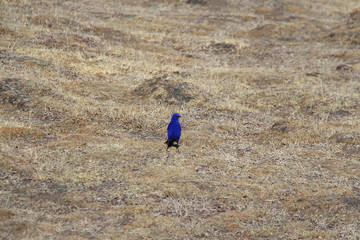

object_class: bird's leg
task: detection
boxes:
[175,142,180,153]
[165,139,171,151]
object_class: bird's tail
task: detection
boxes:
[165,139,180,149]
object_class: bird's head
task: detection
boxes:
[172,113,181,119]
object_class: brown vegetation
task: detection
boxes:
[1,0,359,239]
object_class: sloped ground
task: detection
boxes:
[0,0,359,239]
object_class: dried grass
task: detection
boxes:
[1,0,360,239]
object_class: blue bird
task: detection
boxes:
[165,113,181,151]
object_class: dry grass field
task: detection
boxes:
[1,0,360,239]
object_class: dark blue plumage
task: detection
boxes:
[165,113,181,151]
